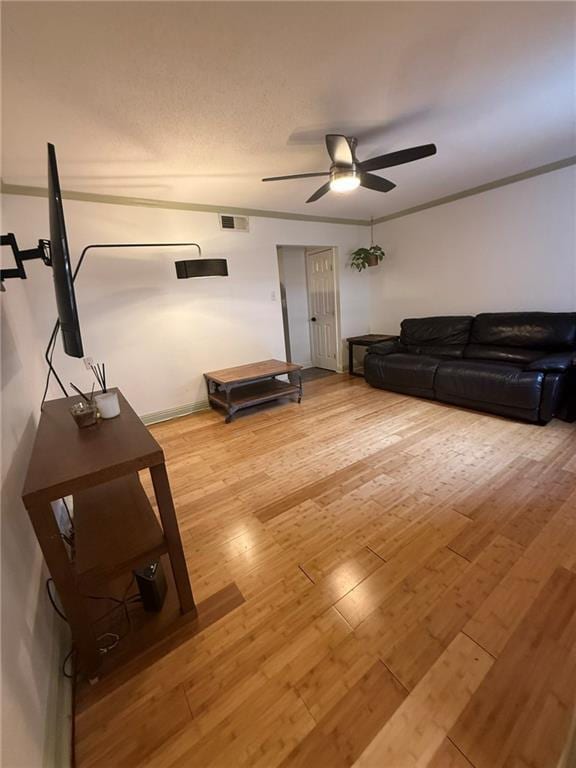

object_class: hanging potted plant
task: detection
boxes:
[350,219,385,272]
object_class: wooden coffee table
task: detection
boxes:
[204,359,303,423]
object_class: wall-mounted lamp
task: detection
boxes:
[38,240,228,401]
[175,258,228,279]
[75,242,228,280]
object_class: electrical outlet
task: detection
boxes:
[83,356,93,369]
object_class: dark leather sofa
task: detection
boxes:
[364,313,576,424]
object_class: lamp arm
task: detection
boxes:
[73,242,202,280]
[41,241,203,406]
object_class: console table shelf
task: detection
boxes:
[22,389,195,681]
[72,473,167,588]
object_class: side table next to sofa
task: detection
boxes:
[347,334,397,377]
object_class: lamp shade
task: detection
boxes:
[175,258,228,278]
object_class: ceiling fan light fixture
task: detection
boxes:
[329,169,360,193]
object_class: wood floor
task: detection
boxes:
[75,374,576,768]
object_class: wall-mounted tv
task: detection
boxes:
[47,142,84,358]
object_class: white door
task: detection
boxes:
[306,248,338,370]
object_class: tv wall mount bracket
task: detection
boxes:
[1,233,52,289]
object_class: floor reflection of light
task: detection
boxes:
[226,527,257,563]
[329,562,364,591]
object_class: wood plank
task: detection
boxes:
[428,740,474,768]
[449,567,576,768]
[334,512,469,628]
[76,683,192,768]
[464,492,576,657]
[384,535,523,690]
[354,547,470,661]
[352,633,493,768]
[280,661,406,767]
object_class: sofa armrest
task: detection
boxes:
[367,338,400,356]
[525,352,576,373]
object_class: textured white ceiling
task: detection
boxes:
[2,1,575,220]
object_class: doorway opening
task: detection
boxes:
[276,246,340,373]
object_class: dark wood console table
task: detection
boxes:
[22,389,195,680]
[204,359,303,422]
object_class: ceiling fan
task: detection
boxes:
[262,134,437,203]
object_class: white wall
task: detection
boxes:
[277,246,312,367]
[369,166,576,333]
[1,195,369,416]
[1,274,70,766]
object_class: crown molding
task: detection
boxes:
[0,181,368,226]
[372,155,576,225]
[2,154,574,229]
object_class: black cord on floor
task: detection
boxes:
[47,576,143,676]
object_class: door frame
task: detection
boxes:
[276,245,343,372]
[304,246,342,372]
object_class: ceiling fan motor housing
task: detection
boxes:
[330,163,360,192]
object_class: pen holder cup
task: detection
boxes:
[95,391,120,419]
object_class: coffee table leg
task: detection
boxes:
[297,370,303,403]
[349,342,354,376]
[224,384,234,423]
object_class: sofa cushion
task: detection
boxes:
[402,343,465,359]
[435,360,544,411]
[470,312,576,350]
[464,345,543,365]
[400,316,473,348]
[525,352,576,372]
[368,339,400,356]
[364,352,440,396]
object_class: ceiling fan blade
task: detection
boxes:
[325,134,354,165]
[306,181,331,203]
[359,143,437,173]
[360,173,396,193]
[262,172,329,182]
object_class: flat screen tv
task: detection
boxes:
[48,142,84,358]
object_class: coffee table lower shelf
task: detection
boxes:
[208,379,301,422]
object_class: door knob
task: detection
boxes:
[310,316,317,322]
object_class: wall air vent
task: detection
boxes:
[218,214,249,232]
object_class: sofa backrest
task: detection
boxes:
[400,316,473,358]
[392,313,576,362]
[463,312,576,364]
[470,313,576,349]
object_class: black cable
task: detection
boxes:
[46,578,68,622]
[40,241,201,410]
[62,648,76,679]
[61,497,74,529]
[49,575,143,674]
[40,242,86,408]
[41,320,66,407]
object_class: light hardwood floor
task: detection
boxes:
[75,374,576,767]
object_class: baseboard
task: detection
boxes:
[142,399,210,425]
[43,620,72,768]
